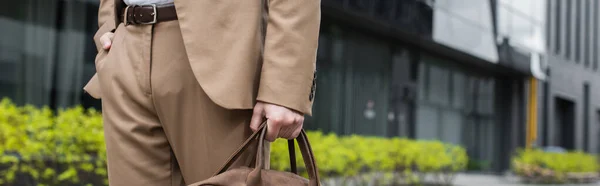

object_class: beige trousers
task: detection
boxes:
[96,20,257,186]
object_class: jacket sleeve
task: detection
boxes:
[256,0,321,116]
[93,0,117,52]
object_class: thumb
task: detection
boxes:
[100,32,114,50]
[249,106,265,132]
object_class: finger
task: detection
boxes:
[100,32,114,50]
[290,117,304,138]
[284,116,303,139]
[249,106,265,132]
[279,115,299,139]
[265,117,282,142]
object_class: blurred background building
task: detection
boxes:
[0,0,597,174]
[543,0,600,157]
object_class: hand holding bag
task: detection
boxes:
[187,122,321,186]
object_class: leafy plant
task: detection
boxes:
[512,148,600,184]
[269,131,469,185]
[0,98,106,185]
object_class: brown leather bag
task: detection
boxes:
[187,122,321,186]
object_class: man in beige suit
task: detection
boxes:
[83,0,320,185]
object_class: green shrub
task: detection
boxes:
[512,148,600,184]
[269,131,469,180]
[0,98,106,185]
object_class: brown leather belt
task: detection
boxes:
[118,4,178,25]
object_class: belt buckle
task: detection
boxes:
[124,5,133,26]
[140,4,158,25]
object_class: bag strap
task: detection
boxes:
[214,122,320,185]
[214,122,297,175]
[214,122,266,175]
[288,139,297,174]
[296,129,320,185]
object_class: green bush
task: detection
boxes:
[0,97,469,185]
[512,148,600,184]
[0,98,106,186]
[270,131,469,180]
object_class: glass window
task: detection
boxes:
[554,0,561,53]
[432,7,499,62]
[418,62,428,101]
[530,0,547,23]
[584,0,592,67]
[464,76,477,113]
[348,0,372,12]
[428,63,450,106]
[373,0,395,20]
[510,13,534,49]
[478,79,495,115]
[498,1,546,53]
[441,110,463,145]
[498,5,512,41]
[501,0,546,22]
[477,110,496,160]
[346,31,392,136]
[452,71,466,109]
[592,1,600,70]
[416,104,439,140]
[415,52,497,171]
[308,28,393,137]
[566,0,572,59]
[1,0,102,108]
[435,0,492,30]
[575,0,582,63]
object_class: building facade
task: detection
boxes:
[0,0,567,173]
[542,0,600,153]
[306,0,547,172]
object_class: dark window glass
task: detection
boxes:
[566,1,571,59]
[597,110,600,152]
[348,0,372,12]
[592,1,600,70]
[554,0,561,54]
[331,0,346,5]
[575,0,581,63]
[542,69,550,146]
[554,97,576,150]
[373,0,394,20]
[415,53,496,171]
[546,0,551,50]
[584,83,590,151]
[585,0,591,68]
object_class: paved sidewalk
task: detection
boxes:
[322,172,600,186]
[453,173,600,186]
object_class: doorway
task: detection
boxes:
[554,97,575,150]
[597,110,600,153]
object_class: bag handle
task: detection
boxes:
[214,122,266,175]
[213,122,320,185]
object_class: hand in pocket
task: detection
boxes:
[100,32,115,50]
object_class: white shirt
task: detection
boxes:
[123,0,174,5]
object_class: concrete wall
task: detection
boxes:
[544,55,600,153]
[543,0,600,153]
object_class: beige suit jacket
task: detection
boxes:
[84,0,321,115]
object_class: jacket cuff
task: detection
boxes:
[256,69,316,116]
